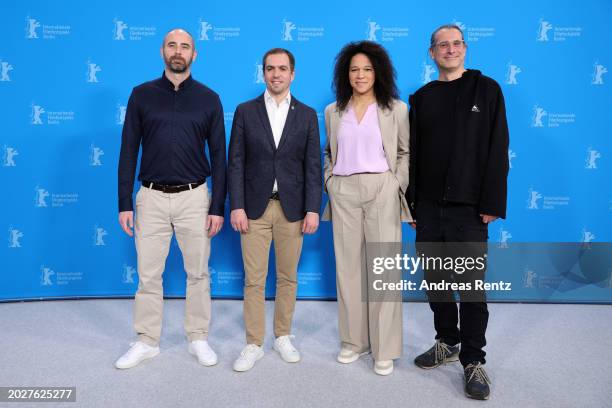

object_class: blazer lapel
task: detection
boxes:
[329,105,341,166]
[377,105,395,172]
[255,95,277,151]
[276,99,297,152]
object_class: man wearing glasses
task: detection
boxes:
[407,24,509,400]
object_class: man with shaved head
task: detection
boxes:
[116,28,227,369]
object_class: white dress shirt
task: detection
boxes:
[264,89,291,192]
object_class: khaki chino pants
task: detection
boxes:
[133,184,212,346]
[328,171,403,361]
[240,200,303,346]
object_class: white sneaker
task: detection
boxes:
[115,341,160,369]
[337,348,368,364]
[273,335,301,363]
[233,344,264,372]
[374,360,394,376]
[188,340,218,366]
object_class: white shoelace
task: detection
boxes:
[276,335,296,352]
[241,344,261,357]
[466,363,491,385]
[433,340,453,363]
[125,342,148,358]
[193,341,213,353]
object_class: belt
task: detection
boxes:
[142,180,204,194]
[270,191,280,200]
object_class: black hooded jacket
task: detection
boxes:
[406,69,509,219]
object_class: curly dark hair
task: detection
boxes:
[332,41,399,112]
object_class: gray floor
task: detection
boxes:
[1,299,611,408]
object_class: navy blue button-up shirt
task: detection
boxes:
[118,73,227,215]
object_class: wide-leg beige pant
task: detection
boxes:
[328,171,403,361]
[133,184,211,346]
[240,200,303,346]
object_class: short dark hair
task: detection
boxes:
[332,41,399,112]
[262,48,295,71]
[429,24,464,48]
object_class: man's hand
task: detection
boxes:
[302,212,319,234]
[230,209,249,233]
[480,214,499,224]
[410,222,416,229]
[119,211,134,236]
[207,215,224,238]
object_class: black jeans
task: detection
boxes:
[415,200,489,366]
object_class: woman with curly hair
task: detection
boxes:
[322,41,412,375]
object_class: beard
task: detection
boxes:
[165,55,191,74]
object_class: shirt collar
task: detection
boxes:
[264,89,291,107]
[160,71,194,91]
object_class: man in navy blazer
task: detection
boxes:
[228,48,322,372]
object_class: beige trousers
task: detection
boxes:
[240,200,303,346]
[328,171,403,361]
[133,184,211,346]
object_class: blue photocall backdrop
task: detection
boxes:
[1,0,611,302]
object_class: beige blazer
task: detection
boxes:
[322,99,413,222]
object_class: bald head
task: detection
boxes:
[161,28,197,74]
[162,28,195,49]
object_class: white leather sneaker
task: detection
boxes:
[233,344,264,372]
[273,335,301,363]
[337,348,367,364]
[115,341,160,369]
[374,360,394,376]
[188,340,218,366]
